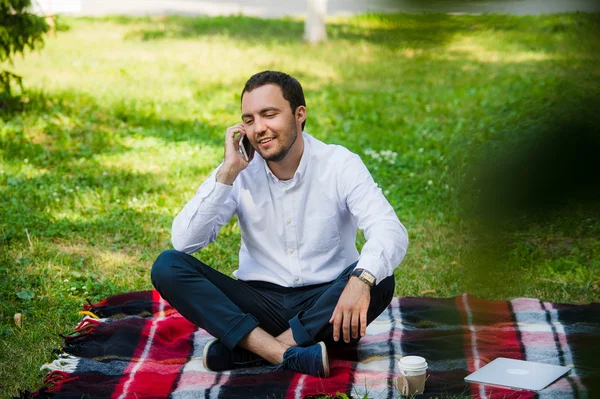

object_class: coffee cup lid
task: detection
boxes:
[398,356,428,370]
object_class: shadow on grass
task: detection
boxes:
[106,13,470,49]
[0,89,245,333]
[0,89,226,248]
[2,49,595,251]
[89,13,600,53]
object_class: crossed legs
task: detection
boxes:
[151,250,394,368]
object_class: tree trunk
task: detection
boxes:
[304,0,327,43]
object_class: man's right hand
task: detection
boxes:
[216,123,253,185]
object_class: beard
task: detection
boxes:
[258,117,299,163]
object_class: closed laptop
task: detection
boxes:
[464,357,572,391]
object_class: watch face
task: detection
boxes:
[360,270,376,285]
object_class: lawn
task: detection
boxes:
[1,12,599,397]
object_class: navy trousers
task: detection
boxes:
[151,250,395,351]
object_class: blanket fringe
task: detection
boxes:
[13,390,36,399]
[77,310,100,319]
[83,297,107,311]
[43,371,79,392]
[74,316,101,332]
[57,317,101,356]
[40,354,80,373]
[12,371,80,398]
[21,315,95,397]
[59,317,100,341]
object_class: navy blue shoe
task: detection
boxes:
[278,342,330,378]
[202,338,266,372]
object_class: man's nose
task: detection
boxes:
[253,116,267,133]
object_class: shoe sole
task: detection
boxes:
[318,342,330,378]
[202,338,219,371]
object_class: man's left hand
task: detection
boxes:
[329,277,371,343]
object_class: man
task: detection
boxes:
[151,71,408,378]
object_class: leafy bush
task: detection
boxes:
[0,0,49,95]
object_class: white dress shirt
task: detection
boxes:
[172,132,408,287]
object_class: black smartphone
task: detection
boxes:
[239,134,253,162]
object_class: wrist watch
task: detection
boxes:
[350,268,376,287]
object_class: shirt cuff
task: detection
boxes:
[355,255,388,286]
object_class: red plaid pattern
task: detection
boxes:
[20,292,600,398]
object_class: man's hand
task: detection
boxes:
[329,277,371,343]
[216,123,254,185]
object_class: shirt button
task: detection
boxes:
[294,277,300,282]
[289,249,295,254]
[286,220,291,225]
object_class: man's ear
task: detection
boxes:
[296,105,307,126]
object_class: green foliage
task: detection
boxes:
[0,69,22,94]
[0,12,599,398]
[0,0,49,94]
[16,289,34,300]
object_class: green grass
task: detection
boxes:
[1,12,599,398]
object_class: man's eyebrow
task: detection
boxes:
[241,106,281,119]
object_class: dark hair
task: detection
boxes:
[242,71,306,130]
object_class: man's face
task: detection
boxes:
[241,84,304,162]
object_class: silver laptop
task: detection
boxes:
[464,357,572,391]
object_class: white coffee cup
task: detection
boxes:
[397,356,428,395]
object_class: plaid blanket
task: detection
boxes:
[20,291,599,399]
